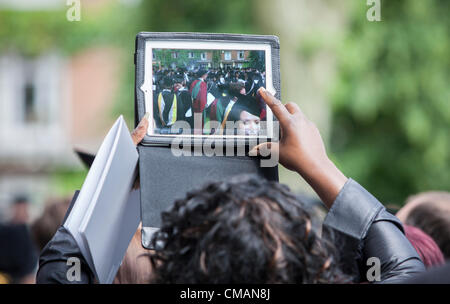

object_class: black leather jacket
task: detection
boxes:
[36,178,425,283]
[322,179,425,282]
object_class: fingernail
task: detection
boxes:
[258,87,267,99]
[144,112,150,120]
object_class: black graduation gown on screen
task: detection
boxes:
[228,94,263,121]
[152,90,163,130]
[160,90,177,125]
[245,79,253,94]
[246,77,263,97]
[153,89,181,134]
[208,82,221,99]
[176,88,194,132]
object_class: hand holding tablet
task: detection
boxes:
[253,87,347,208]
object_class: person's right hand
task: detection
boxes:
[252,87,347,208]
[253,87,329,174]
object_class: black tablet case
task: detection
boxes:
[134,32,280,248]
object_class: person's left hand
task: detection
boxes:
[131,113,149,146]
[131,113,149,190]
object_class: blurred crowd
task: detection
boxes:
[0,195,70,284]
[1,184,449,284]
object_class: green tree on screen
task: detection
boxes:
[212,50,221,69]
[248,50,265,71]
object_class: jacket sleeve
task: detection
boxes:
[401,263,450,284]
[36,226,95,284]
[323,178,425,283]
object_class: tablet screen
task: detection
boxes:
[142,41,274,139]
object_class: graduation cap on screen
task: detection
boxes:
[74,149,95,169]
[173,73,184,84]
[160,76,174,89]
[218,83,262,120]
[228,95,262,121]
[196,69,209,78]
[217,83,243,97]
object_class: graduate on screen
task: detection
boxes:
[189,69,209,133]
[154,76,179,132]
[227,93,263,136]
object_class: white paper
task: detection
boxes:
[64,116,140,284]
[206,92,215,107]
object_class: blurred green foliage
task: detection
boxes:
[2,1,447,204]
[140,0,255,33]
[330,0,450,205]
[0,3,139,56]
[0,0,257,196]
[0,2,144,195]
[248,50,265,71]
[50,168,88,197]
[0,0,256,123]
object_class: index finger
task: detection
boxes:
[258,87,291,127]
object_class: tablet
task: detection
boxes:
[134,32,280,148]
[134,33,281,248]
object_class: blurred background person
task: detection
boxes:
[403,225,445,269]
[113,224,153,284]
[396,192,450,260]
[10,195,30,225]
[0,223,37,284]
[0,196,37,284]
[31,197,71,253]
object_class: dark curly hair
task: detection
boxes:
[150,174,350,283]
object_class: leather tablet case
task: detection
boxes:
[138,146,278,248]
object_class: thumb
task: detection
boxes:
[131,112,149,146]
